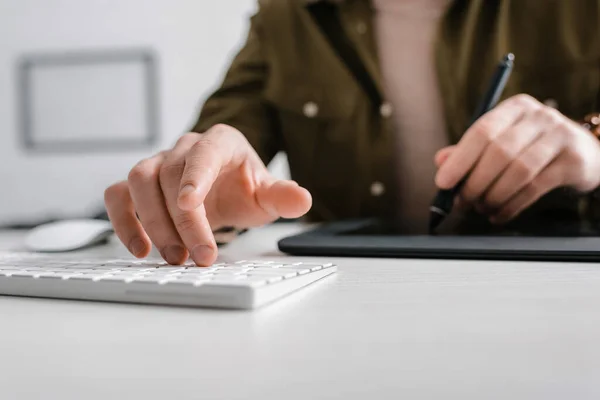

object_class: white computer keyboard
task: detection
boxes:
[0,252,336,309]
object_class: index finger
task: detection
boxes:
[435,94,538,189]
[177,125,250,211]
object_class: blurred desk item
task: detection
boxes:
[1,224,600,399]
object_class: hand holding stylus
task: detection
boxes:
[435,94,600,224]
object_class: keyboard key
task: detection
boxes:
[262,276,283,284]
[154,267,186,272]
[37,273,65,280]
[251,269,298,279]
[211,274,249,281]
[251,264,284,268]
[69,275,102,281]
[186,265,222,271]
[130,277,169,284]
[219,267,252,272]
[69,272,112,280]
[213,271,249,277]
[11,272,39,278]
[97,276,137,283]
[63,264,103,269]
[119,266,157,271]
[174,274,211,280]
[60,269,98,273]
[177,269,213,274]
[204,278,268,288]
[292,262,333,268]
[164,279,209,287]
[277,266,311,275]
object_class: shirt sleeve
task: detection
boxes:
[190,7,281,166]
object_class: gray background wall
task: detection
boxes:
[0,0,289,225]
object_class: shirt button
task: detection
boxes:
[380,102,393,118]
[370,181,386,197]
[303,102,319,118]
[543,98,559,109]
[356,21,367,35]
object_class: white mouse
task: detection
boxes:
[25,219,114,252]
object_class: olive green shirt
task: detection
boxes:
[193,0,600,225]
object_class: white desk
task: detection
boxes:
[1,224,600,400]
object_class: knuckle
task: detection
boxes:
[484,193,502,209]
[528,178,544,194]
[128,159,158,185]
[470,120,496,143]
[489,140,516,162]
[512,158,536,183]
[159,161,185,187]
[186,139,219,168]
[174,216,196,233]
[538,106,562,124]
[186,136,220,163]
[190,137,214,153]
[183,162,214,183]
[551,119,571,137]
[211,123,236,136]
[142,217,163,234]
[569,147,586,166]
[461,185,478,202]
[534,170,558,193]
[104,182,126,207]
[512,94,538,108]
[567,150,587,177]
[175,133,198,148]
[206,123,245,144]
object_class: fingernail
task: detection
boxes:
[129,237,146,257]
[179,184,196,198]
[191,245,215,266]
[162,245,186,265]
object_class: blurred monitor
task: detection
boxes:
[19,50,158,152]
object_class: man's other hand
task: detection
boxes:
[435,94,600,223]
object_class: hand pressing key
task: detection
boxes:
[104,125,312,266]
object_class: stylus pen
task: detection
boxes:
[428,53,515,233]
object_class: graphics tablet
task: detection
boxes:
[277,217,600,262]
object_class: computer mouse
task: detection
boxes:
[24,219,114,252]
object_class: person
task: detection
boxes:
[104,0,600,266]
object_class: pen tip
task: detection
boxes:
[504,53,515,62]
[428,211,444,234]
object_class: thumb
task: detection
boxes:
[255,180,312,220]
[434,145,456,168]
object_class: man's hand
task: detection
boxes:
[104,124,312,266]
[435,94,600,223]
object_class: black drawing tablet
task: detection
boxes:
[277,217,600,262]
